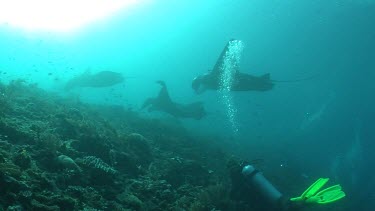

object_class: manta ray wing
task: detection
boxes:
[212,39,240,76]
[155,81,173,105]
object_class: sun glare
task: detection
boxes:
[0,0,138,32]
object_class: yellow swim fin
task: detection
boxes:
[290,178,345,205]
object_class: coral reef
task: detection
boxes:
[0,81,234,210]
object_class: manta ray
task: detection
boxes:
[142,81,206,120]
[65,71,124,90]
[192,39,274,94]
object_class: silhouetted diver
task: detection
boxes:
[142,81,206,120]
[192,39,274,94]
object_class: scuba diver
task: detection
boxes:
[142,80,206,120]
[228,160,346,211]
[192,39,274,94]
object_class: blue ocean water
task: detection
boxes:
[0,1,374,210]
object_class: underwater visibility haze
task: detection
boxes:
[0,0,374,210]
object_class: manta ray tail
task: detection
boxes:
[271,73,320,83]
